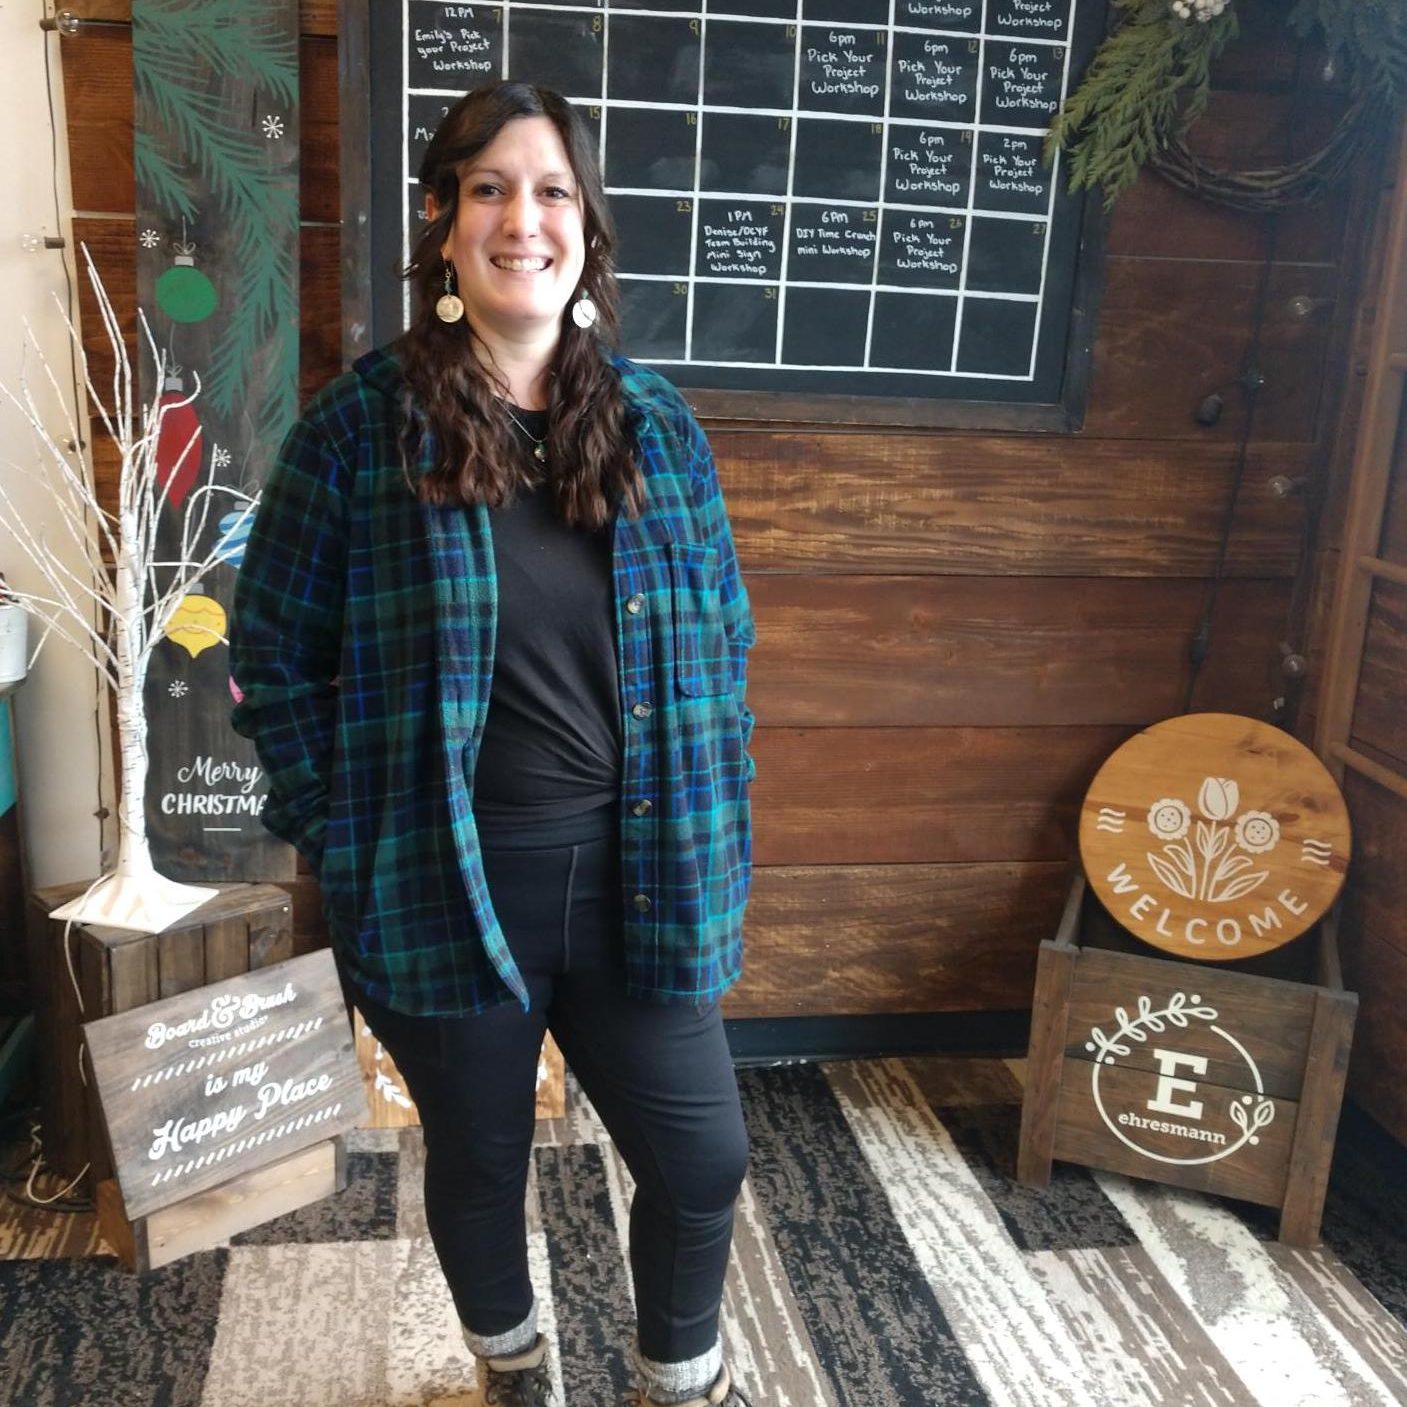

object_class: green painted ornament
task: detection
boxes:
[156,240,218,323]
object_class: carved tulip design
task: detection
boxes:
[1145,774,1277,903]
[1197,776,1239,821]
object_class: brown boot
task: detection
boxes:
[475,1333,554,1406]
[622,1362,754,1407]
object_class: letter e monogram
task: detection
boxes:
[1147,1048,1209,1120]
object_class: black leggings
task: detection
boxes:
[349,833,749,1364]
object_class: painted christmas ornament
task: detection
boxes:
[164,584,226,660]
[216,509,252,568]
[155,372,203,510]
[156,241,218,323]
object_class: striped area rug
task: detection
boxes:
[1,1055,1405,1406]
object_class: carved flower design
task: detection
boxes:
[1198,776,1239,821]
[1234,810,1280,854]
[1147,798,1191,840]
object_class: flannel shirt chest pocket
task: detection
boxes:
[668,541,730,698]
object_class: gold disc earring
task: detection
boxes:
[436,260,465,323]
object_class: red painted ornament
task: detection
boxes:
[155,371,203,510]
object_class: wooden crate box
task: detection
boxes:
[1017,873,1357,1246]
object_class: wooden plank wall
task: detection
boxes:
[59,0,1384,1030]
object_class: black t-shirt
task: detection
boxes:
[471,406,622,841]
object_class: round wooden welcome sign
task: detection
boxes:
[1079,713,1351,962]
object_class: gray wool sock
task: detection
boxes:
[462,1302,538,1360]
[631,1337,723,1404]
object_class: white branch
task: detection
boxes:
[5,597,118,688]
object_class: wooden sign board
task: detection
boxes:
[352,1006,419,1130]
[1018,875,1358,1245]
[1079,713,1351,962]
[134,0,301,882]
[83,949,364,1221]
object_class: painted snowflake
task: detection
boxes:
[168,680,189,699]
[139,229,161,249]
[261,115,285,140]
[211,445,232,470]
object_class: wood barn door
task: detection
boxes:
[1314,124,1407,1143]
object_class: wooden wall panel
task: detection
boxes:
[1379,420,1407,562]
[1341,929,1407,1141]
[725,862,1068,1017]
[720,433,1308,577]
[1350,580,1407,769]
[1295,131,1407,1143]
[748,576,1291,727]
[750,726,1130,866]
[53,2,1382,1036]
[1340,775,1407,963]
[1106,90,1348,267]
[1085,259,1337,444]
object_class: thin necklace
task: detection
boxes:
[501,401,547,464]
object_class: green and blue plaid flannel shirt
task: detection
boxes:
[230,347,755,1016]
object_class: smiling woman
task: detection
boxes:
[428,115,587,379]
[230,78,757,1407]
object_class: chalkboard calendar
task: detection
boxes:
[354,0,1104,421]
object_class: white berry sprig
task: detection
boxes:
[1171,0,1229,21]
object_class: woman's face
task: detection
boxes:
[434,114,587,346]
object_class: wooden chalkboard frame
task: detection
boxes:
[338,0,1108,432]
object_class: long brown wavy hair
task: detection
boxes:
[398,81,644,529]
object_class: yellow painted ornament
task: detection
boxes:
[164,585,226,660]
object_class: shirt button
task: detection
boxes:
[632,799,653,817]
[626,594,645,615]
[633,893,652,913]
[631,701,653,720]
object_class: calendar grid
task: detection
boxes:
[400,0,1081,386]
[685,1,707,360]
[950,0,986,374]
[772,0,805,364]
[861,0,896,369]
[1024,0,1079,380]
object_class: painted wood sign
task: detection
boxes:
[1079,713,1351,962]
[83,949,364,1222]
[132,0,300,880]
[351,0,1104,424]
[354,1014,567,1125]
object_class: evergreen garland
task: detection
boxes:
[133,0,298,437]
[1047,0,1407,210]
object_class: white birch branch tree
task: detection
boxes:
[0,248,258,932]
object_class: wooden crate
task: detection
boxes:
[25,881,293,1187]
[353,1010,567,1126]
[96,1137,347,1273]
[1017,873,1357,1245]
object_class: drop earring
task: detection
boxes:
[436,260,465,323]
[571,293,598,329]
